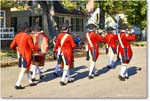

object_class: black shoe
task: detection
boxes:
[53,72,59,77]
[15,85,25,90]
[125,76,129,79]
[29,83,37,86]
[68,79,74,83]
[107,66,112,69]
[31,78,38,82]
[60,81,66,86]
[40,75,45,80]
[118,75,125,81]
[88,75,94,79]
[94,73,99,77]
[137,67,142,71]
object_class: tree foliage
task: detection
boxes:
[125,1,146,29]
[1,1,16,7]
[1,0,29,11]
[1,0,146,32]
[62,0,146,29]
[61,0,76,10]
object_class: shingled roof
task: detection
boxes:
[54,1,87,16]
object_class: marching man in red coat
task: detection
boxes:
[117,24,136,81]
[85,23,103,79]
[10,23,37,89]
[104,27,118,69]
[54,23,76,85]
[30,24,49,81]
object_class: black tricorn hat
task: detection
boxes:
[118,24,128,30]
[32,24,41,30]
[17,22,29,32]
[60,23,71,30]
[107,27,115,31]
[86,23,97,29]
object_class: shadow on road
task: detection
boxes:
[37,65,141,84]
[71,66,111,81]
[128,66,142,77]
[97,67,110,76]
[36,65,88,84]
[71,65,88,81]
[36,72,58,84]
[24,66,141,87]
[35,68,60,84]
[72,71,89,81]
[71,65,87,74]
[42,67,55,73]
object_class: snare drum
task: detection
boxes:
[32,54,45,66]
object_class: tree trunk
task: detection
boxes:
[38,1,58,39]
[99,1,105,30]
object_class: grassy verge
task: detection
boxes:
[131,41,147,47]
[0,49,86,68]
[0,50,17,57]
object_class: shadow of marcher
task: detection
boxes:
[24,71,58,87]
[71,65,87,74]
[72,66,111,82]
[35,65,88,84]
[71,71,89,82]
[42,68,55,73]
[33,67,57,84]
[97,66,110,76]
[127,66,142,77]
[35,72,60,85]
[70,65,88,81]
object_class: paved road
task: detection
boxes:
[1,47,147,99]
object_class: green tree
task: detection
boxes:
[1,1,16,7]
[1,0,146,36]
[1,0,29,11]
[125,1,146,29]
[93,1,146,29]
[61,0,76,10]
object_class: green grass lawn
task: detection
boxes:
[0,50,17,57]
[131,41,147,46]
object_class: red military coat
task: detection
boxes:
[104,32,118,53]
[54,32,76,68]
[86,31,103,61]
[10,32,37,69]
[117,32,136,64]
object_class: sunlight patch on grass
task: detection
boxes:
[0,50,17,57]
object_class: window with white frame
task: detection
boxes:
[71,18,83,32]
[0,10,6,28]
